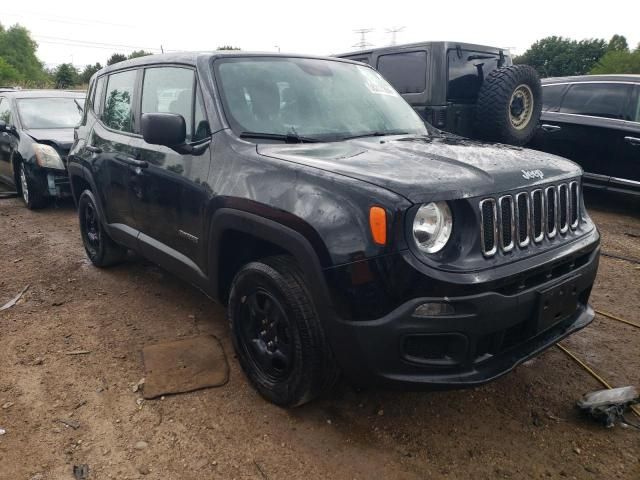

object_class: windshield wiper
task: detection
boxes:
[341,130,411,140]
[239,131,318,143]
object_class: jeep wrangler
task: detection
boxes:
[336,41,542,146]
[68,52,599,407]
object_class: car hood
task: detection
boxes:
[257,135,582,203]
[23,128,74,152]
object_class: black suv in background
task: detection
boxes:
[529,75,640,196]
[0,90,85,208]
[336,41,542,146]
[69,52,599,406]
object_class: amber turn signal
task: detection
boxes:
[369,206,387,245]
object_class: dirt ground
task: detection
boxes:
[0,190,639,480]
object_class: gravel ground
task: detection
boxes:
[0,190,638,480]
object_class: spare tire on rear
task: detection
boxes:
[475,65,542,146]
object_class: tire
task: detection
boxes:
[475,65,542,146]
[228,255,339,407]
[78,189,127,267]
[18,161,49,210]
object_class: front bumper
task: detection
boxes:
[327,243,599,389]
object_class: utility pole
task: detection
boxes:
[385,26,405,46]
[353,28,374,50]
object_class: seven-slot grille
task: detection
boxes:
[479,181,580,257]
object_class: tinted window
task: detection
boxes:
[348,56,370,65]
[634,89,640,122]
[0,98,11,124]
[448,49,504,102]
[142,67,195,139]
[17,97,83,129]
[559,83,632,120]
[93,76,105,115]
[193,88,210,141]
[541,84,566,111]
[103,70,137,132]
[377,51,427,94]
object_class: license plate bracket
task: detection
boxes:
[537,276,579,332]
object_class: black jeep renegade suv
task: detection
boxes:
[68,52,600,406]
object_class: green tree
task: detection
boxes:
[0,56,20,84]
[54,63,79,89]
[591,49,640,74]
[128,50,152,59]
[0,23,48,84]
[607,34,628,52]
[216,45,241,50]
[80,62,102,84]
[107,53,127,66]
[514,36,608,77]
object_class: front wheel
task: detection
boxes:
[18,161,49,210]
[228,255,339,407]
[78,190,126,267]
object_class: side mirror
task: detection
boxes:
[141,113,186,147]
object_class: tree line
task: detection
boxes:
[514,34,640,77]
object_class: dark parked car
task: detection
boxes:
[0,90,85,208]
[336,41,542,146]
[530,75,640,195]
[69,52,599,406]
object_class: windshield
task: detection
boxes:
[214,57,428,141]
[17,97,84,129]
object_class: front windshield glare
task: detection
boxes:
[17,97,84,129]
[215,58,428,141]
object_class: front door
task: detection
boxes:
[0,97,17,186]
[127,66,212,275]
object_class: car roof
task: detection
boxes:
[97,51,364,76]
[335,41,510,58]
[1,89,86,99]
[542,74,640,84]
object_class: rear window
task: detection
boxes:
[17,97,83,129]
[541,84,566,111]
[376,51,427,94]
[559,83,632,120]
[447,49,507,103]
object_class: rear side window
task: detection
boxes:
[541,84,566,111]
[347,56,370,65]
[559,83,633,120]
[103,70,137,133]
[0,97,12,124]
[447,49,505,102]
[93,76,105,115]
[377,51,427,94]
[141,67,196,140]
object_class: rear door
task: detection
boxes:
[89,68,141,248]
[534,82,634,188]
[614,84,640,190]
[127,65,213,275]
[0,97,17,185]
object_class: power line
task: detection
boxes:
[2,10,134,28]
[385,26,405,46]
[33,35,165,53]
[353,28,374,50]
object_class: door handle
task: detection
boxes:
[541,124,562,133]
[85,145,102,154]
[115,154,149,169]
[624,136,640,146]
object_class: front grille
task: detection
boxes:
[480,181,581,257]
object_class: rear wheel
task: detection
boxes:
[18,161,49,210]
[228,255,339,407]
[475,65,542,146]
[78,190,126,267]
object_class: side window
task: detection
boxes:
[141,67,196,140]
[541,84,566,111]
[0,98,12,124]
[93,76,106,115]
[634,87,640,123]
[348,56,370,65]
[193,88,211,141]
[377,51,427,94]
[102,70,137,132]
[559,83,633,120]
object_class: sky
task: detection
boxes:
[2,0,639,69]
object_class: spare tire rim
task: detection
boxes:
[238,288,293,381]
[509,84,534,130]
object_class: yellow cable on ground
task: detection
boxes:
[556,343,640,419]
[595,309,640,330]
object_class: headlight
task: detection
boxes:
[33,144,65,170]
[412,202,453,253]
